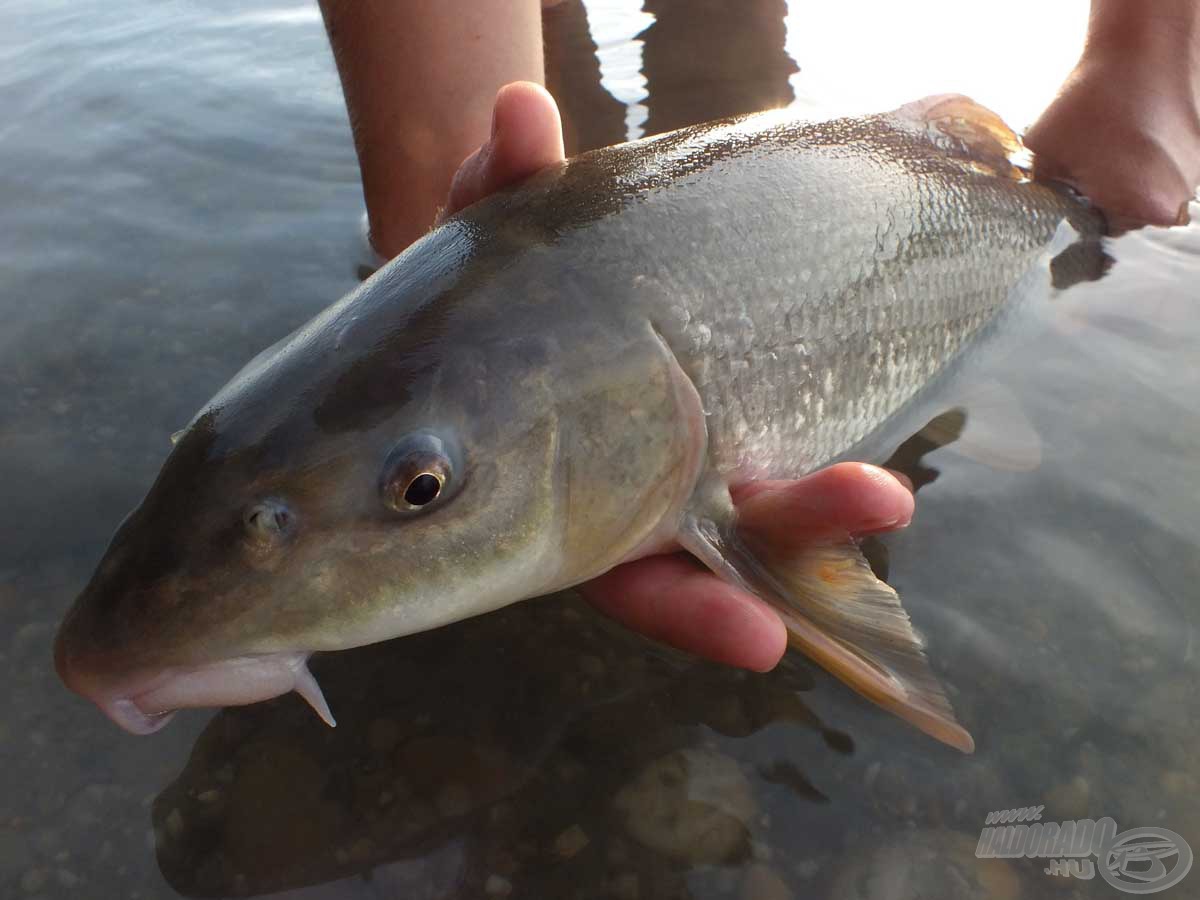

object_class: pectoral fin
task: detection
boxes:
[680,485,974,753]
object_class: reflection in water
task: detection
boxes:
[548,0,798,146]
[2,0,1199,898]
[543,1,627,153]
[153,596,843,897]
[639,0,796,136]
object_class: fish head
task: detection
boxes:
[55,229,704,734]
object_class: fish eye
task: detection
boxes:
[244,498,293,547]
[381,433,455,513]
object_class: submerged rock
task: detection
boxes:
[829,829,1020,900]
[613,748,755,864]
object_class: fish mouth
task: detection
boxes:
[55,639,336,735]
[96,697,178,735]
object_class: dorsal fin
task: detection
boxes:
[895,94,1028,179]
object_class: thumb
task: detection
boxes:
[440,82,566,221]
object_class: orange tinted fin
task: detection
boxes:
[680,496,974,754]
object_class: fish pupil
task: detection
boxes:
[404,473,442,507]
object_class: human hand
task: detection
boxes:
[1025,24,1200,229]
[443,82,916,672]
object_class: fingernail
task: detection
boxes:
[859,515,908,534]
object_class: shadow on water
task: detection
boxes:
[3,0,1200,899]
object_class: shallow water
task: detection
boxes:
[2,1,1198,898]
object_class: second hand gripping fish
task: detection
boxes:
[55,95,1102,751]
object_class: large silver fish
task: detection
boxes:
[55,95,1101,751]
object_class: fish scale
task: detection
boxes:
[573,113,1096,475]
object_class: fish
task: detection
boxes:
[54,95,1102,752]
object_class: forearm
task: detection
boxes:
[1086,0,1200,63]
[1080,0,1200,124]
[318,0,545,257]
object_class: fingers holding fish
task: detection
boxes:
[732,464,915,555]
[580,463,913,673]
[579,554,789,673]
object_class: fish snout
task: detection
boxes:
[53,629,177,734]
